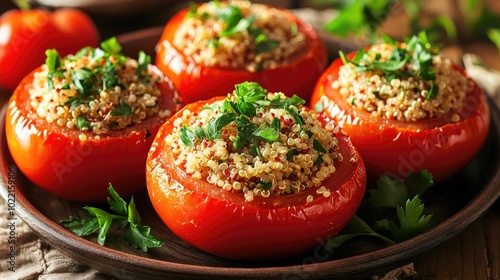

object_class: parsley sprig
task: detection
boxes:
[339,32,440,100]
[326,170,434,251]
[61,184,163,252]
[180,82,313,156]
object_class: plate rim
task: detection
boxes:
[0,29,499,279]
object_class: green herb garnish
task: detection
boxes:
[339,32,440,98]
[45,49,65,90]
[45,36,152,131]
[179,81,310,156]
[110,100,134,116]
[136,51,151,79]
[76,116,92,130]
[325,170,434,251]
[189,1,279,54]
[61,184,163,252]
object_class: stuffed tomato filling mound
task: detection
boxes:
[311,32,490,182]
[6,37,181,202]
[156,0,327,104]
[147,82,366,260]
[174,0,307,72]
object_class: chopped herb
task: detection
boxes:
[136,51,151,79]
[425,84,439,100]
[61,184,163,252]
[45,49,64,90]
[194,126,206,140]
[313,139,327,153]
[193,1,279,55]
[313,155,323,166]
[339,31,440,96]
[187,2,198,18]
[100,37,122,56]
[102,59,120,90]
[205,113,237,140]
[180,125,196,147]
[110,100,134,116]
[260,181,272,191]
[76,116,92,130]
[252,123,280,142]
[286,149,299,160]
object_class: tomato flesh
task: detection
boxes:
[5,67,181,202]
[146,97,366,260]
[310,54,491,183]
[155,6,328,105]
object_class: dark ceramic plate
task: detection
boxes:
[0,26,499,280]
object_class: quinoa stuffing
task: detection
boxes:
[165,82,343,202]
[29,37,172,140]
[333,32,473,122]
[173,0,307,72]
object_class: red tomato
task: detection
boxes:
[155,5,327,105]
[310,52,491,183]
[146,96,366,260]
[0,8,99,91]
[5,66,181,203]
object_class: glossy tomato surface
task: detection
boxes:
[0,8,99,91]
[310,54,491,183]
[146,96,366,260]
[155,6,328,105]
[5,66,181,202]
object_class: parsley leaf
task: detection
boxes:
[76,116,92,131]
[60,184,163,252]
[136,51,151,79]
[110,100,134,116]
[388,196,433,242]
[100,37,122,55]
[252,123,280,142]
[313,139,327,153]
[45,49,64,90]
[326,170,434,251]
[180,125,196,147]
[205,113,237,140]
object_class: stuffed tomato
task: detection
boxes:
[146,82,366,260]
[6,37,181,202]
[310,33,490,183]
[155,0,327,104]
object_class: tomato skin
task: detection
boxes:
[5,66,181,203]
[155,6,328,105]
[310,53,491,183]
[146,96,366,260]
[0,8,99,91]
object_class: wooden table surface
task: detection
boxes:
[0,1,499,279]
